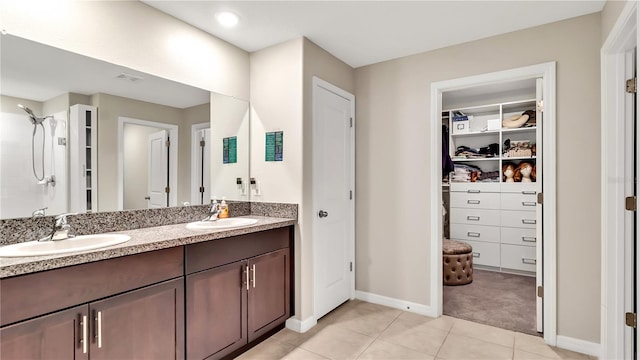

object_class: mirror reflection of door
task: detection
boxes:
[123,124,169,209]
[191,125,211,205]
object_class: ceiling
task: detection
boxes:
[143,0,606,68]
[1,34,210,109]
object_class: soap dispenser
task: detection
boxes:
[219,197,229,218]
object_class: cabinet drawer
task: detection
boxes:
[500,244,536,273]
[500,210,537,229]
[450,192,499,210]
[500,193,538,211]
[500,182,537,194]
[450,209,500,227]
[450,182,500,193]
[501,227,537,247]
[464,240,500,268]
[450,224,500,243]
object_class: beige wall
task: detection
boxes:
[1,95,42,116]
[0,0,249,100]
[355,14,602,343]
[250,38,305,317]
[601,0,631,43]
[92,93,196,212]
[301,39,356,320]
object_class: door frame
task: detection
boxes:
[117,116,178,210]
[429,62,557,344]
[311,76,356,321]
[601,2,639,359]
[190,123,210,205]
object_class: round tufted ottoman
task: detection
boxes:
[443,239,473,285]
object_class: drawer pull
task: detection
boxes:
[467,216,480,221]
[467,190,481,193]
[245,265,250,291]
[522,191,536,195]
[472,252,480,258]
[522,236,536,243]
[522,258,536,265]
[522,219,536,225]
[467,200,480,205]
[81,315,88,354]
[96,311,102,348]
[467,232,481,238]
[522,202,536,207]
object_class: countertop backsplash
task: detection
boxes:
[0,202,297,246]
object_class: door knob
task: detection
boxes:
[318,210,328,218]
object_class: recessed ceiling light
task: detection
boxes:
[216,11,239,28]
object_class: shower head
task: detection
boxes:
[18,104,46,125]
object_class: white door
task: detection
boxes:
[313,78,355,319]
[147,130,168,208]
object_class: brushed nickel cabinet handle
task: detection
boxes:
[467,200,480,205]
[522,219,536,225]
[522,258,536,265]
[468,190,480,193]
[467,216,480,221]
[522,191,536,195]
[472,252,480,258]
[96,311,102,348]
[245,265,250,291]
[252,264,256,288]
[81,315,88,354]
[522,202,536,207]
[467,232,481,238]
[522,236,536,243]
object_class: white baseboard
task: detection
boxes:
[556,335,601,358]
[355,290,436,317]
[285,315,317,333]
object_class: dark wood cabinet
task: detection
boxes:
[186,261,248,360]
[248,248,290,342]
[0,305,89,360]
[90,278,184,360]
[0,279,184,360]
[185,228,291,360]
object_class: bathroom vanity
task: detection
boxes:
[0,216,295,360]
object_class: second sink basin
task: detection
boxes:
[186,217,258,230]
[0,234,131,258]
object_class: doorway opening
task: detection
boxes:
[117,117,178,210]
[430,62,557,344]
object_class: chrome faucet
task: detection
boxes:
[40,213,77,241]
[204,202,221,221]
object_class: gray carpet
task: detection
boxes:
[443,269,540,336]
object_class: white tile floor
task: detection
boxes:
[236,300,595,360]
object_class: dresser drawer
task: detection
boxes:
[501,227,537,247]
[500,182,537,194]
[450,209,500,226]
[451,192,500,210]
[500,210,537,229]
[500,244,536,272]
[464,240,500,268]
[450,182,500,193]
[500,193,538,211]
[450,224,500,243]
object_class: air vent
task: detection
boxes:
[116,73,144,82]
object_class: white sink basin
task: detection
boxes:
[186,218,258,230]
[0,234,131,257]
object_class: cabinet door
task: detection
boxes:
[186,260,248,360]
[89,278,184,360]
[0,304,88,360]
[248,248,290,342]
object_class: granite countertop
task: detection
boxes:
[0,216,296,278]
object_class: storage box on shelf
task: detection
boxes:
[446,98,539,275]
